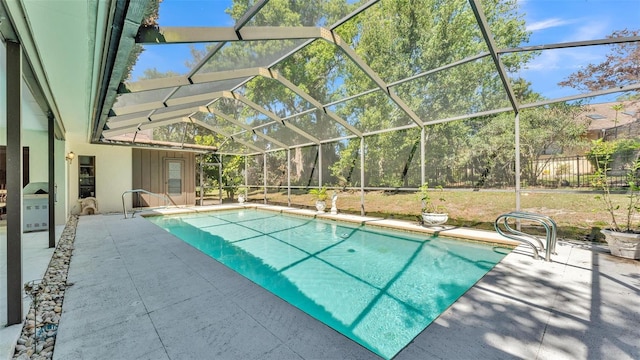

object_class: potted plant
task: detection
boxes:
[309,186,328,213]
[589,138,640,259]
[419,183,448,226]
[237,186,247,204]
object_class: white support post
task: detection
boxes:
[244,155,248,196]
[287,149,291,207]
[199,156,203,206]
[515,112,521,212]
[218,156,222,205]
[360,137,365,216]
[318,143,322,187]
[420,126,426,186]
[263,153,267,204]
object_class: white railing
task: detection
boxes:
[495,211,558,261]
[121,189,177,219]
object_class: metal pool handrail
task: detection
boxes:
[494,211,558,262]
[122,189,178,219]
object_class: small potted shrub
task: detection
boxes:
[309,186,328,213]
[419,183,448,226]
[589,138,640,259]
[237,186,247,204]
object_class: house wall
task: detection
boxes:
[23,129,67,225]
[0,128,67,225]
[67,133,132,214]
[132,148,196,207]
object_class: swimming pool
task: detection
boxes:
[147,209,510,359]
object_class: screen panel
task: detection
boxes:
[334,0,490,84]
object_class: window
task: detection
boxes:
[166,160,182,195]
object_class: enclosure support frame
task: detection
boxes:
[218,156,222,205]
[244,155,248,200]
[287,149,291,207]
[318,143,322,187]
[515,111,521,212]
[199,157,222,205]
[263,153,267,204]
[420,126,425,185]
[199,156,203,206]
[360,137,365,216]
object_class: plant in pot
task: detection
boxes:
[309,187,328,213]
[588,138,640,259]
[419,183,448,226]
[237,186,247,204]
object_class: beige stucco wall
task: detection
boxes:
[66,133,132,215]
[22,129,67,225]
[0,128,67,225]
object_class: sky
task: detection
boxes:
[516,0,640,101]
[130,0,640,104]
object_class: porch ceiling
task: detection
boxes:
[0,0,108,139]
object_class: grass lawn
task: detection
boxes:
[233,188,634,241]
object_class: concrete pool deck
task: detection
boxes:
[9,204,640,359]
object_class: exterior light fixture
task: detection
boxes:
[65,151,75,163]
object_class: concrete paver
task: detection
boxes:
[44,210,640,359]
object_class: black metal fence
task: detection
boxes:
[207,153,633,195]
[427,155,632,190]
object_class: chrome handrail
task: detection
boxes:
[495,211,558,261]
[121,189,178,219]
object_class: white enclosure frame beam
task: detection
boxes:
[263,154,267,204]
[515,112,521,212]
[287,149,291,207]
[136,26,326,44]
[469,0,519,112]
[199,157,204,206]
[360,137,365,216]
[318,143,323,187]
[420,127,425,185]
[204,107,290,149]
[193,119,265,153]
[244,155,248,197]
[227,92,320,144]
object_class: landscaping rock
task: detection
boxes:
[12,216,78,360]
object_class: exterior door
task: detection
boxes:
[164,159,185,204]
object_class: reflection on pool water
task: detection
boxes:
[147,209,510,359]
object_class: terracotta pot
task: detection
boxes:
[600,229,640,259]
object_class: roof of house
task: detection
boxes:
[583,100,640,131]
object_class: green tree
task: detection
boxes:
[133,0,543,191]
[468,103,588,187]
[194,134,246,199]
[327,0,532,186]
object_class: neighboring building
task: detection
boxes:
[583,100,640,141]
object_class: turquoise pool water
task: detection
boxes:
[147,209,509,359]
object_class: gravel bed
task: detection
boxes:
[12,216,78,360]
